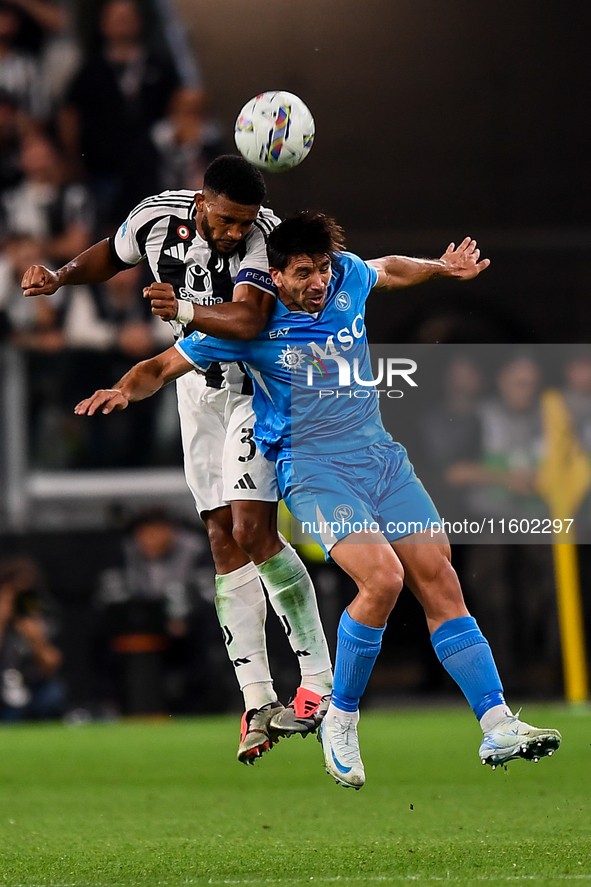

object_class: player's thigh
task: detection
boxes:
[391,531,469,631]
[176,374,228,514]
[375,440,441,542]
[222,393,279,504]
[283,452,381,557]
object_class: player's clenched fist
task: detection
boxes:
[144,282,179,321]
[21,265,60,297]
[74,389,129,416]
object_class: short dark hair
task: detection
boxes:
[267,211,346,271]
[127,505,174,533]
[203,154,266,206]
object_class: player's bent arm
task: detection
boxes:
[22,239,120,297]
[148,282,275,340]
[74,346,193,416]
[369,237,490,290]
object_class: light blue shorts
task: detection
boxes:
[276,437,441,555]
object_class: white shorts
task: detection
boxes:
[176,371,279,515]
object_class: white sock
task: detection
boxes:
[242,682,277,712]
[479,704,514,734]
[215,562,276,709]
[256,544,333,695]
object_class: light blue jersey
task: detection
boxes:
[177,250,440,554]
[176,251,386,458]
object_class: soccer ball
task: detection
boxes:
[234,91,315,172]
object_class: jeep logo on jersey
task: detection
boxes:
[179,263,221,305]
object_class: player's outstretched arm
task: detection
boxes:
[146,283,275,341]
[368,237,490,290]
[74,346,192,416]
[22,239,120,297]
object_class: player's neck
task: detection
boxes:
[278,291,308,313]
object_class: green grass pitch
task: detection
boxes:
[0,706,589,887]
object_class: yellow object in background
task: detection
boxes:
[277,500,325,562]
[537,388,590,704]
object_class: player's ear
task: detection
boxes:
[269,267,282,287]
[194,193,205,214]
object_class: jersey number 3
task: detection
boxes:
[238,427,256,463]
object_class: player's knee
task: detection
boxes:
[232,517,278,561]
[418,546,454,586]
[231,519,257,554]
[203,511,243,571]
[360,562,404,609]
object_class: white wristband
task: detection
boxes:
[175,299,194,326]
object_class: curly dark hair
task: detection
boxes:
[203,154,266,206]
[267,211,346,271]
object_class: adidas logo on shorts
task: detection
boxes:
[234,473,257,490]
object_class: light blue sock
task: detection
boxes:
[431,616,505,720]
[331,609,385,712]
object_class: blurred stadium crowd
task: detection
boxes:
[0,0,588,721]
[0,0,222,470]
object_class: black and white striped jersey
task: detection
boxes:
[108,190,279,393]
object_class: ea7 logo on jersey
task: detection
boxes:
[269,327,290,339]
[179,263,221,305]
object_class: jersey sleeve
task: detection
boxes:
[174,331,251,371]
[234,207,280,297]
[346,252,379,296]
[109,208,146,269]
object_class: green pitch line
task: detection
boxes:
[0,706,588,887]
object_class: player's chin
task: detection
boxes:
[215,239,239,254]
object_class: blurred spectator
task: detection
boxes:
[562,349,591,454]
[151,87,223,192]
[0,235,75,467]
[64,265,174,468]
[64,264,173,355]
[2,0,64,54]
[561,348,591,543]
[0,248,175,469]
[1,130,93,264]
[95,507,217,714]
[60,0,180,230]
[0,556,65,720]
[446,356,546,520]
[1,1,79,111]
[446,355,559,694]
[0,235,64,349]
[417,355,483,518]
[0,1,45,118]
[0,89,23,194]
